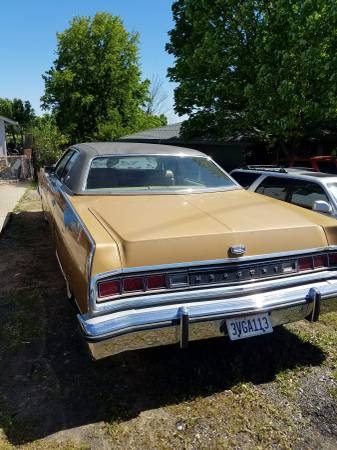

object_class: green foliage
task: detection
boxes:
[42,12,164,142]
[0,97,35,145]
[167,0,337,148]
[30,115,68,168]
[94,110,167,140]
[0,97,35,129]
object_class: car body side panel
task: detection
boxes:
[38,172,93,313]
[55,193,92,313]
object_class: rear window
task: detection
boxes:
[86,155,235,191]
[289,180,328,209]
[231,171,261,188]
[255,176,291,201]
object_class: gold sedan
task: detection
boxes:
[39,142,337,359]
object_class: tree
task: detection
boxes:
[42,12,164,143]
[167,0,337,150]
[0,97,35,144]
[94,109,167,141]
[144,75,169,116]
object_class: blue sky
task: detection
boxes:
[0,0,182,123]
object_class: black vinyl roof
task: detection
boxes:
[63,142,208,194]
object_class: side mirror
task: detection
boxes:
[44,165,55,174]
[313,200,332,214]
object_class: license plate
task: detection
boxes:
[226,313,273,340]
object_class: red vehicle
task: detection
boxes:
[277,156,337,174]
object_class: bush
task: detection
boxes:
[30,115,68,169]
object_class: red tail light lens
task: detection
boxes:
[98,279,120,298]
[146,274,166,289]
[123,277,144,292]
[313,254,328,268]
[298,257,313,271]
[329,252,337,266]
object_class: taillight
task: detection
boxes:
[313,254,328,268]
[146,274,166,289]
[98,279,120,298]
[298,254,329,271]
[329,252,337,266]
[97,273,168,301]
[298,257,313,271]
[123,277,144,292]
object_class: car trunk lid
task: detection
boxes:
[85,189,329,267]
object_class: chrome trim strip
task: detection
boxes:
[80,185,242,196]
[90,269,337,316]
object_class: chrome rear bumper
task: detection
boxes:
[78,270,337,359]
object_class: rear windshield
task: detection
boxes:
[85,155,235,192]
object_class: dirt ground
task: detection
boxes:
[1,189,337,450]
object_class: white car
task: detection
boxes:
[230,167,337,218]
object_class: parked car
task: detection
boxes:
[39,143,337,360]
[230,166,337,217]
[276,156,337,174]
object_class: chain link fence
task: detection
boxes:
[0,156,33,182]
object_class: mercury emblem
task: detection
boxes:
[229,245,246,256]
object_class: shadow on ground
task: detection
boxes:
[0,209,326,445]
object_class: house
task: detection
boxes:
[0,115,18,156]
[118,122,251,171]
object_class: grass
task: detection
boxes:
[106,383,306,449]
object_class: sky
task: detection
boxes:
[0,0,182,123]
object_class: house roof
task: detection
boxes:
[119,123,183,142]
[0,115,18,126]
[118,122,249,145]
